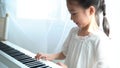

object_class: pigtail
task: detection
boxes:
[102,0,110,36]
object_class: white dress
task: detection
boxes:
[62,27,112,68]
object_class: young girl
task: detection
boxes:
[35,0,111,68]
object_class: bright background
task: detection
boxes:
[0,0,120,67]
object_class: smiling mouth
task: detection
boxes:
[75,22,81,27]
[73,21,80,26]
[75,22,79,25]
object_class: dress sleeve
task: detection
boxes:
[62,27,75,56]
[94,37,114,68]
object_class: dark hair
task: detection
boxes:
[67,0,110,36]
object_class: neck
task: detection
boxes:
[88,20,99,33]
[79,18,99,36]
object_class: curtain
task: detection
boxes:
[1,0,120,67]
[3,0,76,54]
[0,0,6,17]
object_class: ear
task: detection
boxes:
[88,6,96,16]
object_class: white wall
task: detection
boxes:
[106,0,120,67]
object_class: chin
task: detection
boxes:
[77,25,81,28]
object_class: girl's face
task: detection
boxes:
[67,1,91,28]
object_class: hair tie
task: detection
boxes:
[102,0,106,16]
[103,4,106,16]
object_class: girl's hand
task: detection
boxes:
[57,62,68,68]
[35,53,54,61]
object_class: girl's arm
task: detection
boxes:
[51,52,66,60]
[35,51,66,61]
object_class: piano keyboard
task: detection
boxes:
[0,41,62,68]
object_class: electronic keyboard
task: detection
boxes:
[0,41,62,68]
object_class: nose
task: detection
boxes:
[70,16,76,23]
[71,16,73,20]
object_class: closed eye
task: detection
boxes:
[71,13,77,15]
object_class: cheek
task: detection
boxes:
[77,16,86,23]
[72,14,90,25]
[77,15,90,26]
[71,15,79,23]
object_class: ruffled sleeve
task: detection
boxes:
[62,27,77,56]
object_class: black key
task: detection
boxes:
[10,52,25,57]
[0,45,10,50]
[31,65,51,68]
[0,42,52,68]
[0,42,6,46]
[0,45,7,49]
[1,48,12,52]
[5,49,20,54]
[37,65,50,68]
[2,47,14,52]
[14,54,31,60]
[19,58,36,64]
[25,61,45,68]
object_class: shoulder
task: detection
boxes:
[91,30,109,41]
[91,30,111,52]
[69,27,79,34]
[89,30,110,47]
[96,30,110,42]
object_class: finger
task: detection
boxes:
[35,53,41,60]
[57,62,63,66]
[57,62,67,68]
[38,53,42,60]
[41,55,47,60]
[46,57,53,61]
[35,54,38,59]
[35,53,38,59]
[37,53,47,60]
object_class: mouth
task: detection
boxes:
[73,21,80,26]
[75,22,79,25]
[75,22,81,27]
